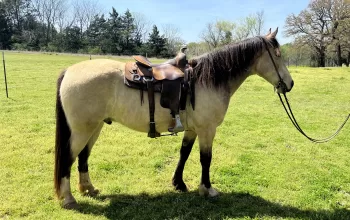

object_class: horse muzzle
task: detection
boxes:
[276,80,294,93]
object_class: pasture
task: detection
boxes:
[0,51,350,220]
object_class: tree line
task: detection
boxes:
[0,0,183,57]
[0,0,349,66]
[189,0,350,67]
[284,0,350,67]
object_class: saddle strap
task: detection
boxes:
[146,80,159,138]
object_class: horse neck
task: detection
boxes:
[227,69,252,97]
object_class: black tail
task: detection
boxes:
[54,70,71,198]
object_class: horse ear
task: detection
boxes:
[265,28,271,37]
[270,27,278,38]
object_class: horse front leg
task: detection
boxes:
[172,130,197,191]
[197,128,219,197]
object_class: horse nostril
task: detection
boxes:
[290,80,294,89]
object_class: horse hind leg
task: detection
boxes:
[172,130,197,192]
[78,122,104,197]
[59,124,101,209]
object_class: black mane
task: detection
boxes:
[192,36,279,87]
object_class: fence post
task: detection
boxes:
[2,51,8,98]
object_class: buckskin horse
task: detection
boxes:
[54,28,294,209]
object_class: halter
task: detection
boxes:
[263,39,350,143]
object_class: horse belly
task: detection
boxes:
[112,86,173,133]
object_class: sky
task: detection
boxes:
[99,0,310,45]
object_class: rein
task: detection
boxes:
[263,39,350,143]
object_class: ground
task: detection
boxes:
[0,51,350,219]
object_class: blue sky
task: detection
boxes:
[99,0,309,45]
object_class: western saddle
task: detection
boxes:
[124,47,194,138]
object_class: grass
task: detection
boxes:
[0,51,350,220]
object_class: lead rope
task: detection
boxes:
[278,93,350,143]
[262,38,350,143]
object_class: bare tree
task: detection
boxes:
[337,16,350,66]
[234,16,256,41]
[200,20,235,49]
[56,0,74,33]
[233,11,264,42]
[285,0,331,67]
[162,24,185,55]
[325,0,350,66]
[285,0,350,67]
[72,0,101,35]
[32,0,67,44]
[253,10,265,35]
[187,41,210,57]
[132,12,151,43]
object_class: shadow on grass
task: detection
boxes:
[77,191,350,220]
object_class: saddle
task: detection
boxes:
[124,47,194,138]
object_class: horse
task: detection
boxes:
[54,28,294,209]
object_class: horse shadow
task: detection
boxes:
[77,191,350,220]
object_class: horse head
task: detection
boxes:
[254,28,294,93]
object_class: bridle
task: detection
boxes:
[263,39,350,143]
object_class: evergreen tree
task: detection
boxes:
[86,14,107,49]
[120,9,136,54]
[63,26,83,53]
[106,7,122,54]
[2,0,32,41]
[147,25,167,57]
[0,3,12,49]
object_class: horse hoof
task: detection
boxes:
[172,179,188,192]
[198,184,219,197]
[62,200,79,210]
[79,184,100,197]
[81,188,100,197]
[86,189,100,197]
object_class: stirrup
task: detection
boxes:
[168,114,184,133]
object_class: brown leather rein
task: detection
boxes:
[263,39,350,143]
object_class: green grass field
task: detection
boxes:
[0,51,350,220]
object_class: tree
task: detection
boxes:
[2,0,31,33]
[56,0,72,33]
[147,25,166,57]
[72,0,101,36]
[322,0,350,66]
[106,7,123,54]
[187,41,209,57]
[132,12,151,45]
[285,0,350,67]
[162,24,185,56]
[62,26,82,52]
[200,20,235,49]
[337,17,350,66]
[234,15,257,41]
[31,0,67,45]
[253,10,265,35]
[120,9,135,54]
[86,14,106,49]
[232,11,265,42]
[0,3,12,49]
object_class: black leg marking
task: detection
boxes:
[78,145,89,173]
[200,150,212,189]
[172,137,196,191]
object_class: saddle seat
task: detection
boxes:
[133,47,187,69]
[125,62,184,81]
[129,48,188,81]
